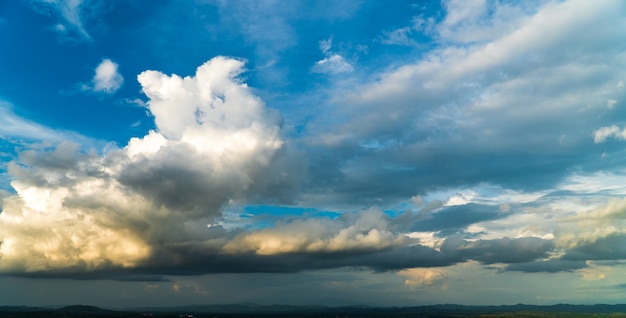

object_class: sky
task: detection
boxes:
[0,0,626,308]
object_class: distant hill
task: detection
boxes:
[0,306,47,312]
[125,303,626,314]
[56,305,116,314]
[2,303,626,317]
[128,303,331,314]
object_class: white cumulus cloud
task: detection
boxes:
[82,59,124,94]
[593,125,626,143]
[0,57,297,275]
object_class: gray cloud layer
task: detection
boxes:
[300,0,626,208]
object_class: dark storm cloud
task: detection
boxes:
[8,269,171,282]
[303,135,594,211]
[0,57,302,276]
[504,259,588,273]
[563,234,626,261]
[2,247,442,279]
[117,143,236,217]
[8,142,107,189]
[112,275,172,282]
[3,235,555,280]
[610,283,626,289]
[410,203,503,234]
[438,236,555,265]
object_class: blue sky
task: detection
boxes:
[1,0,626,308]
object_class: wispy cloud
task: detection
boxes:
[303,0,626,209]
[0,102,90,145]
[380,26,417,46]
[379,16,436,47]
[312,38,353,75]
[26,0,108,42]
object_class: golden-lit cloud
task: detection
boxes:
[0,57,291,275]
[398,268,446,288]
[223,208,406,255]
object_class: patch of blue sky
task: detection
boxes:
[1,1,447,148]
[0,138,18,193]
[244,205,341,219]
[1,21,136,144]
[215,205,342,231]
[382,209,406,218]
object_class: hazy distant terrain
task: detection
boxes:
[2,304,626,318]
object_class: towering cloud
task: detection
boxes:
[0,57,291,275]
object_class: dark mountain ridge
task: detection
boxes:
[3,303,626,317]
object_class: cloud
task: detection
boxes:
[81,59,124,94]
[564,234,626,261]
[312,38,353,75]
[440,236,555,265]
[505,259,587,273]
[398,268,445,288]
[437,0,488,41]
[485,182,626,274]
[93,59,123,93]
[0,57,297,276]
[212,1,360,62]
[379,15,436,47]
[552,196,626,252]
[593,125,626,143]
[410,203,503,235]
[380,27,417,47]
[2,0,625,283]
[140,234,553,275]
[300,0,626,209]
[222,208,405,255]
[436,0,542,44]
[0,86,557,280]
[0,102,92,145]
[319,38,332,54]
[312,55,354,74]
[27,0,108,42]
[212,1,297,61]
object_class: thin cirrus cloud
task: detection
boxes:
[311,38,353,75]
[0,102,93,146]
[26,0,107,42]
